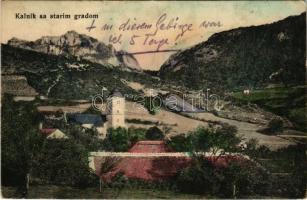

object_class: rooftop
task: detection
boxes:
[90,140,247,182]
[110,89,123,98]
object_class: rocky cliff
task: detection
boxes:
[7,31,142,71]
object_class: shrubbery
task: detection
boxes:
[167,124,240,154]
[145,126,165,140]
[175,159,270,198]
[267,118,284,133]
[104,127,148,151]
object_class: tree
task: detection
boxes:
[167,134,194,152]
[220,160,270,198]
[176,159,222,195]
[106,128,130,152]
[128,127,146,144]
[1,95,44,196]
[99,157,121,192]
[63,124,104,151]
[144,97,161,115]
[32,139,97,188]
[167,124,241,158]
[145,126,165,140]
[267,118,283,134]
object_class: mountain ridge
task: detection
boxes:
[7,30,142,71]
[158,12,306,91]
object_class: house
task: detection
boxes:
[66,113,105,128]
[65,113,108,138]
[40,128,68,139]
[67,89,126,138]
[243,89,250,95]
[89,140,245,182]
[37,89,126,139]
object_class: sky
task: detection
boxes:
[1,1,305,70]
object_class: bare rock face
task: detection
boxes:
[115,50,141,71]
[7,31,142,71]
[159,13,306,90]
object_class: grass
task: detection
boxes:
[231,85,306,131]
[1,185,207,199]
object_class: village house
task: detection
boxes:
[37,89,126,139]
[40,128,68,139]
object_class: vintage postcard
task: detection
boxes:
[1,0,306,199]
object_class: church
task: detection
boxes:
[65,89,126,138]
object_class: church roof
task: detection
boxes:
[67,113,104,126]
[110,89,123,98]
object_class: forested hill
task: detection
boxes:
[159,12,306,91]
[1,44,158,99]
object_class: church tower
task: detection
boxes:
[107,89,126,129]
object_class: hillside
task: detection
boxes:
[7,31,141,71]
[159,13,306,91]
[1,45,158,99]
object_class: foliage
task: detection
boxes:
[288,108,306,131]
[126,119,158,125]
[105,128,131,152]
[176,159,222,195]
[128,127,146,144]
[145,126,165,140]
[267,118,284,134]
[1,95,44,191]
[218,160,270,198]
[1,95,99,190]
[166,134,194,152]
[175,158,270,198]
[144,96,161,115]
[167,124,241,155]
[32,139,97,188]
[63,125,104,151]
[2,44,159,100]
[100,158,121,176]
[105,127,147,151]
[231,86,306,131]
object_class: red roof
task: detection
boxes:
[40,128,56,136]
[95,156,192,182]
[128,141,170,153]
[93,140,247,182]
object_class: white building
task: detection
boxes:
[106,89,126,129]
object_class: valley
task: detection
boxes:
[1,10,306,199]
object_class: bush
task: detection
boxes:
[175,158,270,198]
[144,97,161,115]
[167,134,194,152]
[32,139,97,188]
[289,108,306,131]
[176,159,221,195]
[104,127,148,151]
[145,126,165,140]
[267,118,283,134]
[167,124,240,154]
[128,127,146,144]
[105,128,130,152]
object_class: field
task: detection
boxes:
[231,85,306,132]
[2,185,207,199]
